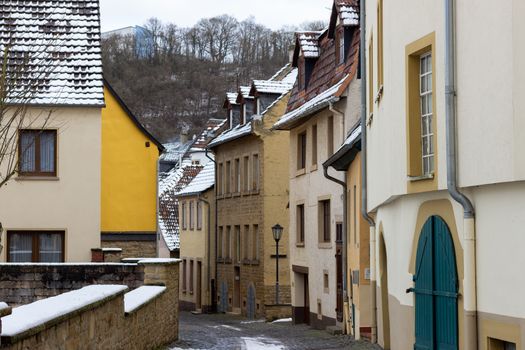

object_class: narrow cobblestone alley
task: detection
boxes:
[168,312,381,350]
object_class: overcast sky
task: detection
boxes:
[100,0,333,32]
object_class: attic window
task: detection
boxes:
[339,32,345,64]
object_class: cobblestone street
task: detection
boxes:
[168,312,381,350]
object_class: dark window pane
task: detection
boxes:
[40,132,55,172]
[9,233,32,262]
[39,233,62,262]
[20,132,36,172]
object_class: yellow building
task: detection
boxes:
[101,82,164,258]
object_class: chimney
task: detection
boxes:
[288,44,295,63]
[180,131,188,144]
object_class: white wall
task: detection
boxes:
[0,107,101,262]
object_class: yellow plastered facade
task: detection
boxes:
[101,86,159,233]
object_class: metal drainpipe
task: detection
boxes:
[205,148,218,313]
[198,196,212,313]
[322,163,349,334]
[444,1,477,348]
[359,0,378,343]
[327,102,352,335]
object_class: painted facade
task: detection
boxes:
[274,0,362,331]
[209,66,295,320]
[101,83,164,258]
[365,0,525,349]
[177,162,216,313]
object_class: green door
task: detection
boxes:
[413,216,458,350]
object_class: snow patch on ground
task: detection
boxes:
[242,337,286,349]
[210,324,242,332]
[240,319,266,324]
[271,318,292,323]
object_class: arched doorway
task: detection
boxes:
[379,233,390,349]
[413,216,458,350]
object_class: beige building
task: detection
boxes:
[274,0,363,332]
[209,65,296,320]
[0,0,104,262]
[364,0,525,349]
[177,161,216,313]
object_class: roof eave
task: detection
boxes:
[274,96,340,131]
[324,137,361,171]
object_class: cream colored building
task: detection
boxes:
[0,0,104,262]
[177,161,216,313]
[364,0,525,349]
[274,0,363,331]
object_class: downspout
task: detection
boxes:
[359,0,378,343]
[198,196,212,313]
[328,103,352,335]
[444,1,477,349]
[205,148,218,313]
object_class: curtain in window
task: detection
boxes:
[40,132,55,172]
[20,132,36,172]
[39,233,62,262]
[9,233,32,262]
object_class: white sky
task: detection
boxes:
[100,0,334,32]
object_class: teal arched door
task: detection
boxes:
[413,216,458,350]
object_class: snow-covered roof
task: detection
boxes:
[159,165,203,251]
[251,80,295,96]
[340,5,359,26]
[237,86,254,102]
[1,285,128,337]
[177,161,215,197]
[190,119,228,151]
[0,0,104,106]
[160,141,193,163]
[227,92,239,105]
[124,286,166,314]
[297,31,324,58]
[208,122,252,148]
[274,75,349,129]
[281,68,299,85]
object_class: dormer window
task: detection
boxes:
[242,103,247,125]
[229,109,233,129]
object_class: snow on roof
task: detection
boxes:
[274,75,349,129]
[159,165,203,251]
[226,92,239,105]
[208,122,252,148]
[1,285,128,337]
[160,141,193,163]
[281,68,298,85]
[124,286,166,314]
[344,125,361,146]
[252,80,295,95]
[190,119,228,151]
[297,31,324,58]
[336,0,360,26]
[0,0,104,106]
[176,161,215,197]
[238,86,254,101]
[268,63,291,81]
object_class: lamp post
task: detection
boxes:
[272,224,283,305]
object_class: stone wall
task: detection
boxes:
[101,240,156,259]
[0,259,179,350]
[0,263,144,307]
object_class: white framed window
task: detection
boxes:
[420,52,434,175]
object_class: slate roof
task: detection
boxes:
[159,164,203,251]
[160,141,193,164]
[276,4,360,130]
[0,0,104,106]
[176,161,215,197]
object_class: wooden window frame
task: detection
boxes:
[406,32,438,193]
[311,125,317,167]
[7,231,65,263]
[18,129,58,177]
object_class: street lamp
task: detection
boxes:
[272,224,284,305]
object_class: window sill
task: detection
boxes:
[16,176,59,182]
[408,173,434,182]
[296,243,305,248]
[224,258,233,264]
[310,164,318,172]
[296,169,306,177]
[250,259,260,266]
[318,242,332,249]
[232,192,241,198]
[250,190,260,196]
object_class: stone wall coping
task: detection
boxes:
[102,248,123,252]
[124,286,166,315]
[138,258,181,265]
[1,285,128,344]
